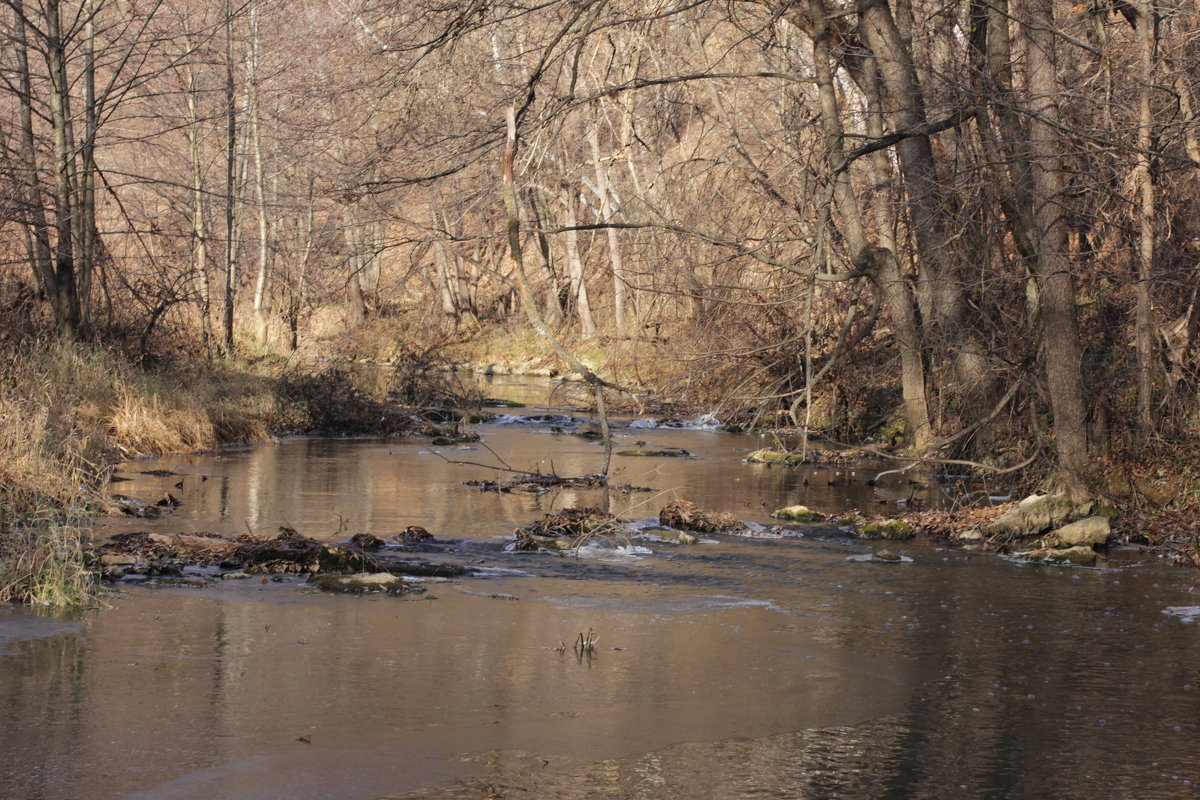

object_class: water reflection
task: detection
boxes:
[99,421,938,543]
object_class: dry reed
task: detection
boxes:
[0,522,95,607]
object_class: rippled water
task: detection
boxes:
[2,380,1199,798]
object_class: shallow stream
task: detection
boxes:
[2,378,1199,798]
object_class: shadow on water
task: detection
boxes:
[2,382,1199,798]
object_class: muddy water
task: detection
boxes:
[3,384,1200,798]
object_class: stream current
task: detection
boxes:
[2,378,1199,798]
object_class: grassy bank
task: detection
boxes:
[0,339,276,519]
[0,339,274,604]
[0,337,473,605]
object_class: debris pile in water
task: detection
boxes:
[467,473,610,494]
[513,508,621,551]
[466,472,653,494]
[93,525,466,593]
[658,500,747,534]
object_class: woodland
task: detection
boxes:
[2,0,1200,526]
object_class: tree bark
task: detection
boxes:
[222,0,238,355]
[588,121,627,331]
[44,0,82,337]
[561,183,597,337]
[1021,0,1090,499]
[808,0,932,448]
[12,0,56,301]
[184,55,212,351]
[248,3,272,347]
[1134,0,1157,432]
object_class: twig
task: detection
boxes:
[427,449,531,474]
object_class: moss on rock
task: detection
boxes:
[772,505,824,523]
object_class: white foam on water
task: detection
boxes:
[626,412,723,431]
[1163,606,1200,622]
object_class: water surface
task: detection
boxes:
[3,390,1199,798]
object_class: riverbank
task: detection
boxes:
[5,331,1200,606]
[0,338,473,603]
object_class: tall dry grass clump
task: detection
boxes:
[106,390,216,456]
[0,351,108,516]
[0,522,95,606]
[0,339,275,519]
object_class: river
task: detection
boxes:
[1,378,1198,798]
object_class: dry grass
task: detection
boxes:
[0,523,95,607]
[0,338,282,606]
[0,339,277,520]
[107,391,215,456]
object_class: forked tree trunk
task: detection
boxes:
[807,0,932,449]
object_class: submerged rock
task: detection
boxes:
[745,449,806,466]
[307,572,424,594]
[430,436,472,446]
[772,505,824,523]
[847,549,913,563]
[635,527,699,545]
[1015,545,1098,566]
[854,520,914,541]
[617,447,690,457]
[658,500,748,534]
[574,421,604,439]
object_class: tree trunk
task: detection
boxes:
[808,0,932,448]
[248,4,271,348]
[526,189,562,324]
[44,0,82,337]
[222,0,238,356]
[1134,0,1157,432]
[12,0,55,300]
[1021,0,1090,499]
[587,122,627,332]
[561,183,596,337]
[185,56,212,351]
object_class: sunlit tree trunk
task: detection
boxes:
[588,122,627,331]
[184,54,213,351]
[560,183,596,337]
[248,3,272,347]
